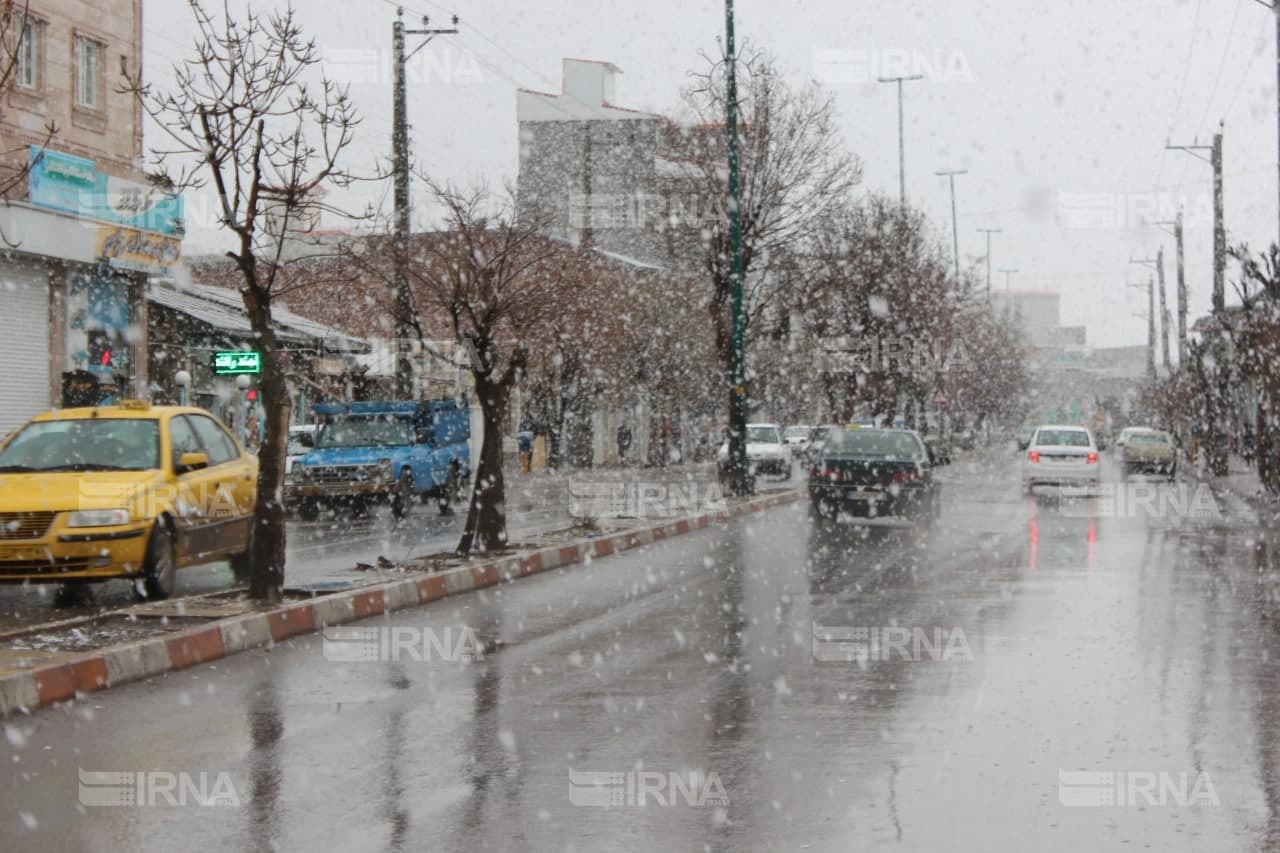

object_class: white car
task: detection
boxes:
[718,423,793,479]
[784,425,812,458]
[1021,425,1100,494]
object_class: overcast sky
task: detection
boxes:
[146,0,1280,350]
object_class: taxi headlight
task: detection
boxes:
[67,509,132,527]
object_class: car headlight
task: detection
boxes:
[68,509,131,527]
[299,466,313,480]
[377,458,394,478]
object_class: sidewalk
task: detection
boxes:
[1188,452,1278,513]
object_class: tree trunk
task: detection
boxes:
[456,372,510,556]
[242,287,290,602]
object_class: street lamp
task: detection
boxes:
[174,370,191,406]
[235,374,251,445]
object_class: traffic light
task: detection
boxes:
[87,331,113,368]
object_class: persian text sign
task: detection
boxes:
[212,351,261,375]
[29,146,184,236]
[95,225,182,273]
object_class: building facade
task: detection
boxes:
[0,0,181,434]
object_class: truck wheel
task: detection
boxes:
[438,465,461,516]
[136,522,176,601]
[392,470,415,519]
[299,499,320,522]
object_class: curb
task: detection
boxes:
[0,490,800,718]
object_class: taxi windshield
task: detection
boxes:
[0,418,160,472]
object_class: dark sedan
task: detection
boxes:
[808,427,939,523]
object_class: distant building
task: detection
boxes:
[989,290,1061,338]
[515,58,718,274]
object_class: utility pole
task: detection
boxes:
[1151,215,1188,363]
[1166,133,1224,314]
[937,169,968,289]
[977,227,1001,300]
[724,0,750,496]
[1130,260,1158,380]
[878,74,924,205]
[1168,131,1228,474]
[392,7,458,400]
[1156,247,1171,370]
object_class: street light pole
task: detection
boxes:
[937,169,968,288]
[724,0,750,496]
[877,74,923,205]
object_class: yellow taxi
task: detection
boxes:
[0,401,258,600]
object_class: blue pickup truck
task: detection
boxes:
[288,399,470,520]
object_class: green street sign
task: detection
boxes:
[212,351,261,374]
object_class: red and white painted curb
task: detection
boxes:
[0,491,800,717]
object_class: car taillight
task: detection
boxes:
[824,468,843,482]
[1086,451,1098,464]
[810,466,820,479]
[1028,450,1040,463]
[892,470,920,483]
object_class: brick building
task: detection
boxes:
[0,0,181,434]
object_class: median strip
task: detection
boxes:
[0,490,799,717]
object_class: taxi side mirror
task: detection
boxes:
[176,451,209,474]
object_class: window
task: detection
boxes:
[188,415,240,466]
[824,429,926,460]
[15,16,42,90]
[316,415,413,448]
[75,35,102,109]
[0,418,159,471]
[169,416,202,469]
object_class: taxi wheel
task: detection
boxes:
[230,521,254,582]
[392,471,415,519]
[138,522,176,601]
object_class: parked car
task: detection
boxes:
[808,426,939,523]
[290,399,470,520]
[0,401,257,600]
[954,429,976,451]
[717,423,793,480]
[1021,425,1100,494]
[1113,426,1147,458]
[1119,428,1176,480]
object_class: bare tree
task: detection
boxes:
[670,48,861,469]
[1229,244,1280,492]
[122,1,359,601]
[0,1,58,209]
[409,183,565,556]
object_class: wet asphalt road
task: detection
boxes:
[4,449,1280,851]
